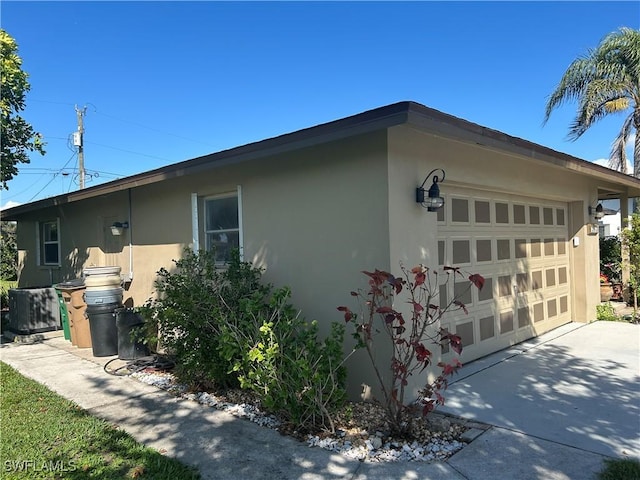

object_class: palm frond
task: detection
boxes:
[605,98,630,113]
[544,56,595,122]
[608,113,634,173]
[545,27,640,163]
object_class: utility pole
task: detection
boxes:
[75,105,87,189]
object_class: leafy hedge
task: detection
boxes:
[141,249,346,431]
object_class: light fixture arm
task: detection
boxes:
[419,168,446,189]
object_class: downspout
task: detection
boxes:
[128,188,134,282]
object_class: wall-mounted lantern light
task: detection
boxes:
[416,168,446,212]
[111,221,129,236]
[588,203,604,220]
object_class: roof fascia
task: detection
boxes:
[404,103,640,196]
[1,102,411,220]
[3,101,639,220]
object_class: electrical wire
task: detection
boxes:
[90,107,217,148]
[26,152,77,202]
[27,100,216,165]
[32,98,217,149]
[20,168,123,179]
[14,100,217,200]
[84,140,172,162]
[30,99,76,107]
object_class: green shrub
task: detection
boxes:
[222,287,347,432]
[142,248,268,389]
[143,248,347,432]
[597,458,640,480]
[621,212,640,314]
[599,236,622,284]
[0,280,17,310]
[596,303,619,322]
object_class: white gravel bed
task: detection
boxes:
[130,370,466,463]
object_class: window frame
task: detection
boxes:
[37,219,61,266]
[203,190,242,264]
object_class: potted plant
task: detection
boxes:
[600,273,614,302]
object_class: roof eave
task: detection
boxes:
[2,100,639,220]
[1,102,412,220]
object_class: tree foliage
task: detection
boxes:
[544,27,640,178]
[621,212,640,313]
[1,29,45,190]
[1,221,17,280]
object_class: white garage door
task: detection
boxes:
[437,187,571,363]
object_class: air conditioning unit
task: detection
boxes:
[8,288,61,334]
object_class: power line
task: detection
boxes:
[85,140,173,162]
[16,168,123,180]
[30,99,76,107]
[32,98,218,149]
[45,135,173,162]
[27,152,78,202]
[90,108,217,148]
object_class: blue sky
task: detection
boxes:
[1,1,639,209]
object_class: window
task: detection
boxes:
[205,194,240,263]
[39,220,60,265]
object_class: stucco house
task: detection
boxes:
[3,101,639,399]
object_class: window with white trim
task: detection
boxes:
[39,220,60,265]
[205,194,239,263]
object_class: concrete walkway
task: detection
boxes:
[2,321,638,480]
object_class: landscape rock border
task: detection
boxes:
[130,368,491,463]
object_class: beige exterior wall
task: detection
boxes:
[13,120,622,403]
[387,126,604,326]
[17,191,132,287]
[240,132,391,400]
[14,131,392,400]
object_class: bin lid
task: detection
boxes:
[55,278,85,290]
[83,266,122,276]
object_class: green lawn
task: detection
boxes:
[0,362,200,479]
[598,457,640,480]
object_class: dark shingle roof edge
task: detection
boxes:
[2,101,638,220]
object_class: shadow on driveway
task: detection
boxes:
[441,321,640,458]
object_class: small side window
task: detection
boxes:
[39,220,60,265]
[204,194,240,263]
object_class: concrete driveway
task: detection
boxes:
[440,321,640,459]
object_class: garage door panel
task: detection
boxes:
[439,188,571,363]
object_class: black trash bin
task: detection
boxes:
[86,303,119,357]
[115,308,149,360]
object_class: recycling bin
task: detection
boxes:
[55,289,71,341]
[55,280,91,348]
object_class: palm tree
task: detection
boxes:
[544,27,640,178]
